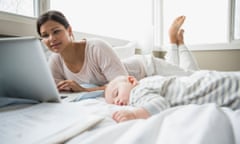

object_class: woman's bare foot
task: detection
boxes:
[177,29,184,45]
[169,16,185,45]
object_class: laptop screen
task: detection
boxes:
[0,37,61,103]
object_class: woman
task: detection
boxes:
[37,10,128,92]
[37,10,198,92]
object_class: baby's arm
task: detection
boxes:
[112,107,150,123]
[112,92,171,123]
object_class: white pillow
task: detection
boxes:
[113,42,137,59]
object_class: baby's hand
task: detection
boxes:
[112,110,136,123]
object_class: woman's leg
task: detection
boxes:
[152,55,194,76]
[169,16,186,45]
[140,54,194,77]
[152,16,198,76]
[165,16,186,66]
[165,16,199,70]
[142,16,198,77]
[177,29,199,70]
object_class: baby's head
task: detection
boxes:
[105,75,138,106]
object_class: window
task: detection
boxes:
[1,0,235,50]
[0,0,48,37]
[164,0,228,45]
[0,0,38,17]
[153,0,229,49]
[234,0,240,40]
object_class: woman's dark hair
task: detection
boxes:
[36,10,70,36]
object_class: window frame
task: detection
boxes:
[232,0,240,41]
[0,0,49,37]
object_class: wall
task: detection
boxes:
[152,50,240,71]
[193,50,240,71]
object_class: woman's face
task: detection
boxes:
[40,20,72,53]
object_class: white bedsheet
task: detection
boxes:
[66,101,240,144]
[1,99,239,144]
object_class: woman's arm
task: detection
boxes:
[48,54,66,84]
[57,80,106,92]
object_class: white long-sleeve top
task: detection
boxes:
[48,38,128,86]
[48,40,198,86]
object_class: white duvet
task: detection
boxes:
[1,98,239,144]
[66,100,240,144]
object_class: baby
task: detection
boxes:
[105,71,240,123]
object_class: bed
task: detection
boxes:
[1,96,239,144]
[1,41,239,144]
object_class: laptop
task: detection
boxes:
[0,37,104,106]
[0,36,61,103]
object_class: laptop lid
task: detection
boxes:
[0,37,60,102]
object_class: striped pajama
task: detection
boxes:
[129,70,240,115]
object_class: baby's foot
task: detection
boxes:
[177,29,184,45]
[169,16,185,44]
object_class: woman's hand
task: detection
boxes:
[57,80,87,92]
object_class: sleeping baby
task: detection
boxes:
[104,70,240,123]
